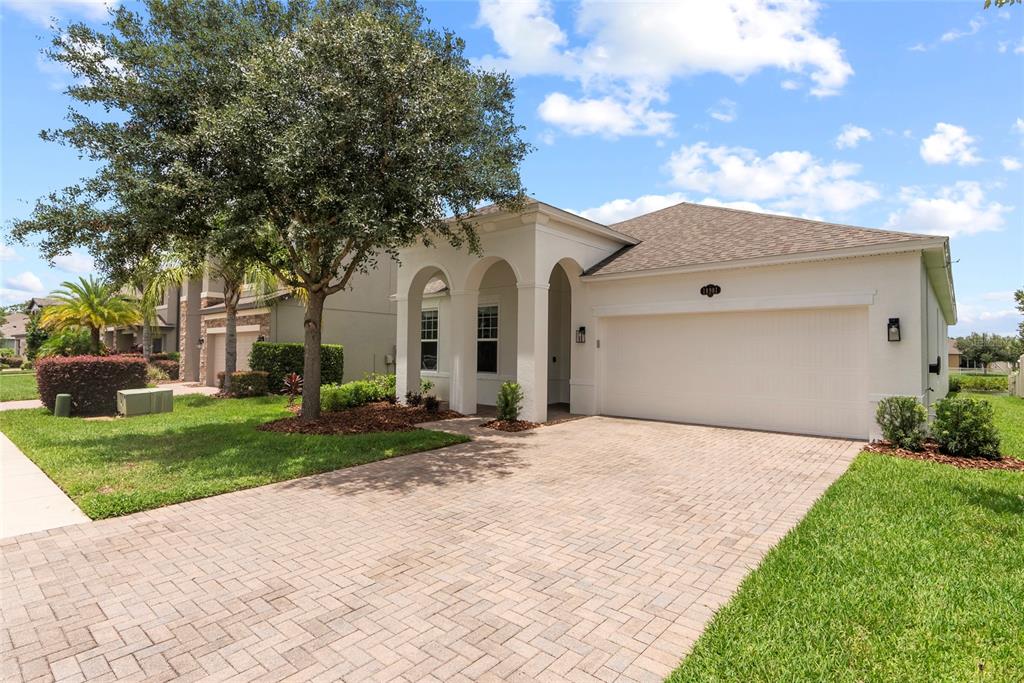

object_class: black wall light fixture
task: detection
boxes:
[197,337,204,347]
[887,318,901,342]
[576,326,586,344]
[257,335,266,342]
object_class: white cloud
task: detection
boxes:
[665,142,880,213]
[1001,157,1023,171]
[1014,118,1024,134]
[780,79,801,90]
[919,123,981,165]
[477,0,853,136]
[578,193,689,224]
[708,98,737,123]
[2,0,116,25]
[537,92,673,138]
[885,182,1011,237]
[940,18,983,43]
[52,251,95,274]
[4,271,45,294]
[835,124,872,149]
[0,245,17,261]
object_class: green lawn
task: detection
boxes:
[0,394,467,519]
[965,391,1024,459]
[0,371,38,401]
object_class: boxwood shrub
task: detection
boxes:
[952,374,1008,393]
[36,354,147,415]
[321,374,396,411]
[216,370,270,397]
[933,395,1001,459]
[249,342,343,392]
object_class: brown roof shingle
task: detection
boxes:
[586,201,937,276]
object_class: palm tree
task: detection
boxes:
[40,276,141,354]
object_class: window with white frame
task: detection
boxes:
[420,309,438,371]
[477,305,498,373]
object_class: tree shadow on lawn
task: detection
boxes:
[51,417,529,496]
[953,483,1024,517]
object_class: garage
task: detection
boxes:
[206,331,260,386]
[598,306,871,438]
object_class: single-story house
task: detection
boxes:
[395,200,956,440]
[0,312,29,356]
[947,338,960,371]
[178,263,398,386]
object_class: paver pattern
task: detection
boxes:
[1,416,860,682]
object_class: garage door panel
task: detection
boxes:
[599,307,869,438]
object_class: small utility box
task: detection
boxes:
[117,388,174,416]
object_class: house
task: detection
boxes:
[394,200,956,440]
[178,264,398,387]
[0,312,29,356]
[24,296,59,314]
[947,338,960,371]
[103,285,181,354]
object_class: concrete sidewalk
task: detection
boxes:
[0,430,89,538]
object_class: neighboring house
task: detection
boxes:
[25,296,59,314]
[179,264,397,387]
[395,200,956,440]
[947,338,960,371]
[0,312,29,356]
[947,337,1013,373]
[103,285,181,354]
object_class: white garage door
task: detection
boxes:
[599,307,870,438]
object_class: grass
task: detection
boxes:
[669,453,1024,682]
[964,391,1024,459]
[0,394,468,519]
[0,371,38,401]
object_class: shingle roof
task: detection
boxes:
[586,201,938,276]
[1,312,28,338]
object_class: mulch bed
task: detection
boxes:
[258,401,462,435]
[482,419,539,433]
[865,440,1024,471]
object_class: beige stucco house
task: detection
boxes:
[395,200,956,440]
[179,263,398,386]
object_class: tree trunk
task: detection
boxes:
[223,284,240,395]
[142,320,152,360]
[300,290,326,422]
[90,326,101,355]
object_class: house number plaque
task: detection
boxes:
[700,284,721,298]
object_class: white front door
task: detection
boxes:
[598,307,870,438]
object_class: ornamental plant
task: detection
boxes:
[933,396,1001,459]
[36,355,147,415]
[496,381,523,422]
[875,396,928,451]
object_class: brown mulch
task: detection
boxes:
[865,440,1024,471]
[258,401,462,435]
[482,419,540,433]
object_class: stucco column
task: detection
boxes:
[448,289,479,414]
[517,283,549,423]
[395,296,421,403]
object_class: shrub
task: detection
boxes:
[1,356,23,368]
[405,391,422,406]
[875,396,927,451]
[36,328,96,358]
[496,381,523,422]
[424,395,440,414]
[933,396,1001,459]
[147,364,170,384]
[282,372,303,406]
[217,370,269,397]
[948,375,962,393]
[249,342,344,392]
[36,354,147,415]
[149,352,180,362]
[322,380,375,411]
[421,378,434,395]
[365,372,397,401]
[151,359,179,380]
[953,374,1008,393]
[0,348,14,357]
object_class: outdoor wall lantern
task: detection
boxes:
[197,337,204,347]
[887,318,901,342]
[257,335,266,342]
[576,326,586,344]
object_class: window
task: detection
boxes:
[477,305,498,373]
[153,337,163,354]
[420,309,438,371]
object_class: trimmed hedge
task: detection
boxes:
[321,374,396,412]
[216,370,270,397]
[950,374,1008,393]
[249,342,343,392]
[36,354,147,415]
[149,352,181,362]
[151,359,180,380]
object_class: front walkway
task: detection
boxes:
[1,417,861,682]
[0,432,88,539]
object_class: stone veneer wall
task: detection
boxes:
[198,309,271,386]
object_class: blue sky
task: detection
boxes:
[1,0,1021,335]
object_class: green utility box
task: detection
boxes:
[117,388,174,416]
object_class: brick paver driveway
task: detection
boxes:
[1,417,861,682]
